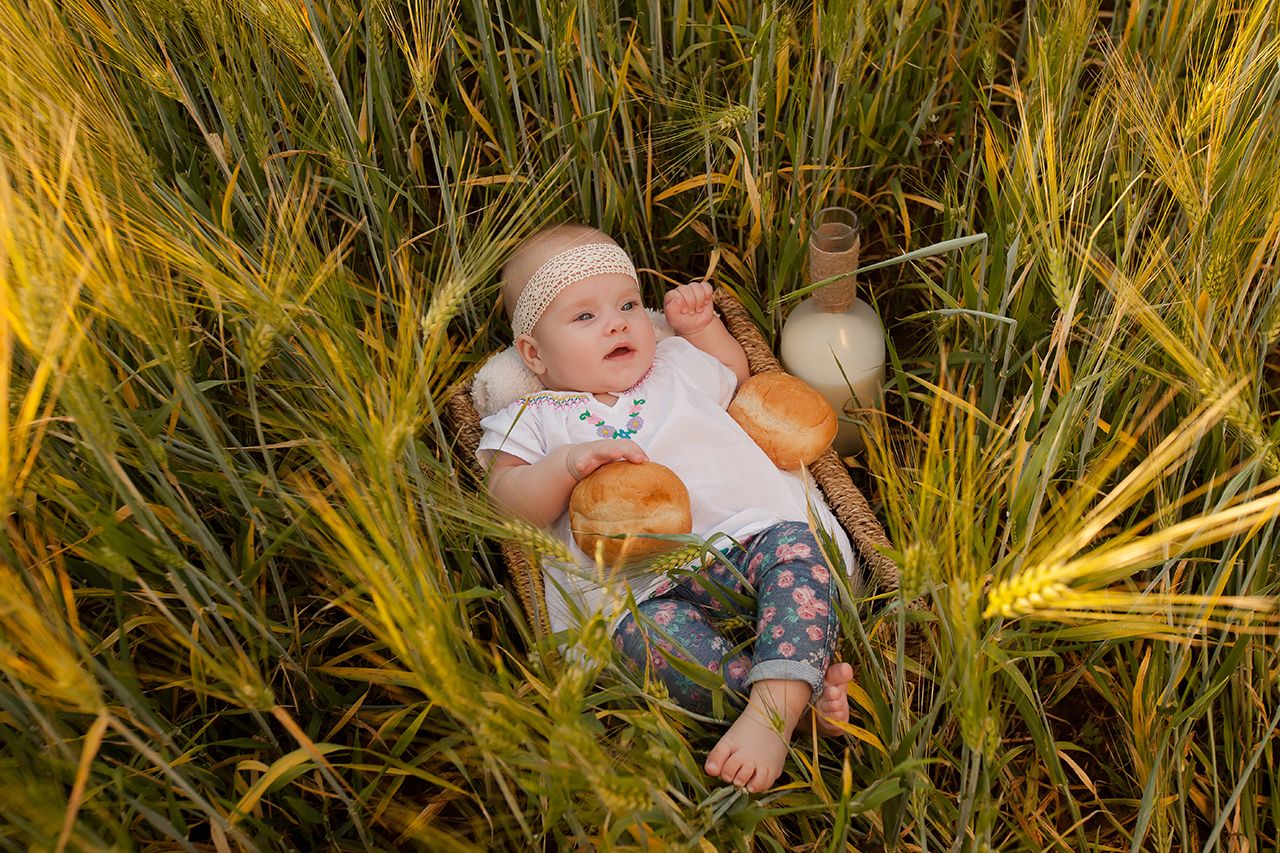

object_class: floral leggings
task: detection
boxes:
[613,521,840,716]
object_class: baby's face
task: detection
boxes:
[525,272,656,395]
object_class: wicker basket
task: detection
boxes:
[444,288,899,637]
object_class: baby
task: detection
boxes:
[478,223,858,792]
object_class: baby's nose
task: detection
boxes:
[605,311,629,332]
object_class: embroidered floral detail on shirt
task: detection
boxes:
[580,398,647,439]
[513,391,590,409]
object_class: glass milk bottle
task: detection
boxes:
[780,207,886,456]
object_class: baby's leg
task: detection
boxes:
[614,598,751,716]
[675,554,853,734]
[704,521,842,791]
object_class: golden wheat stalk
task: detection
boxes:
[1031,379,1249,572]
[985,487,1280,619]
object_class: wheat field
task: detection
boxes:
[2,0,1280,849]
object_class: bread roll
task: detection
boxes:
[569,461,692,564]
[728,372,837,469]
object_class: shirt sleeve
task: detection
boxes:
[661,336,738,409]
[478,400,547,467]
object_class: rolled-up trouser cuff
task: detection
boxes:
[745,660,824,700]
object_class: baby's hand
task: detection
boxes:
[566,439,647,481]
[664,280,716,337]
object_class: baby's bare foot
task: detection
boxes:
[814,662,853,737]
[703,705,789,792]
[704,680,810,793]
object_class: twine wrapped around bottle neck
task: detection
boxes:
[809,232,860,312]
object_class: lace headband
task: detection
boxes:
[511,243,638,337]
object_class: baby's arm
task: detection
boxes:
[486,439,648,527]
[664,281,750,386]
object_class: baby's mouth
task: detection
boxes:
[604,344,633,360]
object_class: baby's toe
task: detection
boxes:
[726,756,753,788]
[746,767,772,794]
[704,743,728,776]
[717,751,747,784]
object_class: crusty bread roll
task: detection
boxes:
[569,461,692,563]
[728,372,837,469]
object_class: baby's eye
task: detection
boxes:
[574,312,594,322]
[621,301,638,311]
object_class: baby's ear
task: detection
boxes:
[514,334,545,375]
